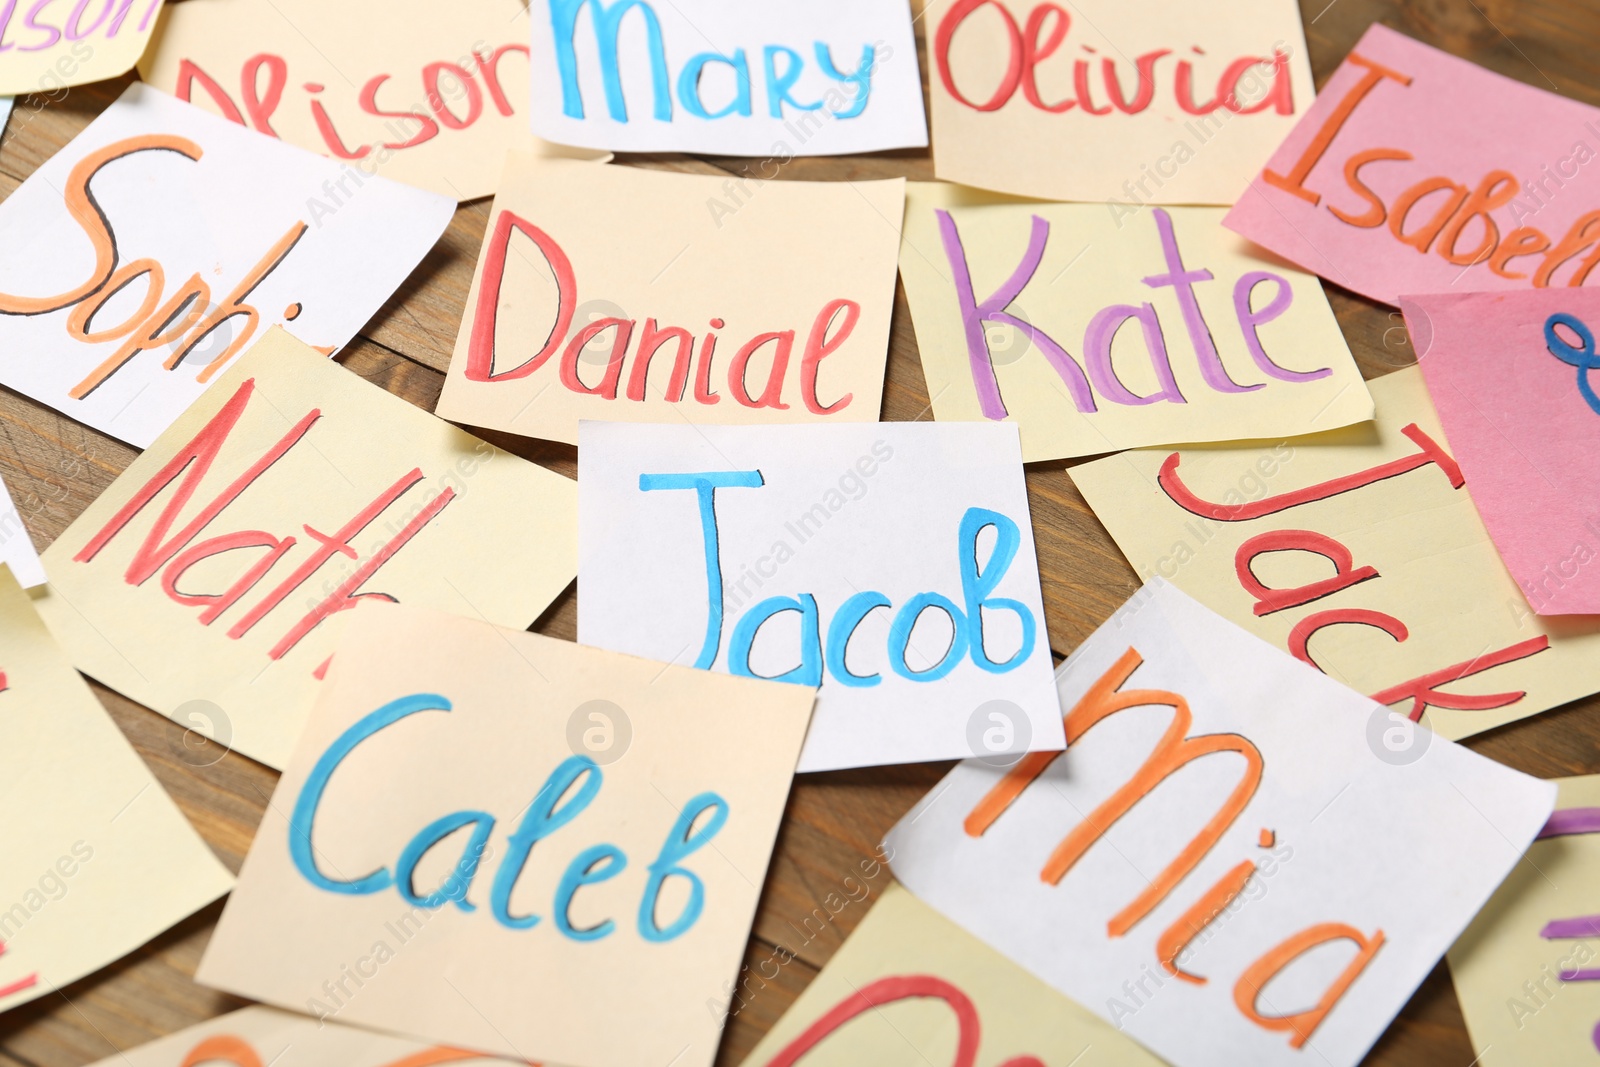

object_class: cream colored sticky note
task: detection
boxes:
[138,0,604,201]
[0,566,232,1015]
[83,1005,520,1066]
[197,601,815,1067]
[435,157,904,444]
[1070,366,1600,740]
[1451,776,1600,1067]
[35,328,578,770]
[924,0,1315,204]
[740,882,1162,1066]
[899,182,1372,462]
[0,0,166,95]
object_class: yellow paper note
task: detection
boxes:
[899,182,1372,462]
[1450,775,1600,1067]
[36,328,578,770]
[137,0,603,201]
[197,601,815,1067]
[0,566,232,1015]
[740,882,1162,1066]
[1069,366,1600,740]
[923,0,1315,205]
[0,0,166,95]
[83,1005,519,1066]
[435,156,904,444]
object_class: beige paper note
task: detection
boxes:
[36,328,578,770]
[899,182,1371,462]
[1451,776,1600,1067]
[83,1005,520,1066]
[0,566,232,1015]
[197,601,815,1067]
[435,157,904,444]
[924,0,1315,204]
[138,0,602,200]
[740,882,1162,1066]
[0,0,167,95]
[1070,367,1600,740]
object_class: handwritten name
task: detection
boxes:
[941,206,1326,419]
[934,0,1293,118]
[466,210,860,414]
[1156,426,1550,720]
[545,0,880,125]
[175,42,529,161]
[968,648,1378,1049]
[72,376,458,664]
[291,693,728,942]
[0,0,159,53]
[1265,51,1600,287]
[0,134,312,399]
[644,468,1037,686]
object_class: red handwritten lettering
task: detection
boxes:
[467,211,859,413]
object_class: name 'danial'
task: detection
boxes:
[464,209,864,415]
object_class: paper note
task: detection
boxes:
[35,328,578,770]
[740,881,1162,1066]
[0,473,45,589]
[1071,367,1600,739]
[1225,24,1600,306]
[435,157,903,443]
[1406,290,1600,616]
[885,579,1555,1067]
[925,0,1314,205]
[0,82,453,448]
[138,0,604,201]
[198,600,815,1067]
[0,97,12,137]
[577,420,1062,772]
[525,0,926,156]
[899,182,1372,462]
[1451,775,1600,1067]
[0,566,233,1016]
[0,0,165,95]
[83,1005,520,1066]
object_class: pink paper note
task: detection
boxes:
[1225,24,1600,306]
[1405,288,1600,615]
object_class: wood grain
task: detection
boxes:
[1,1,1597,1063]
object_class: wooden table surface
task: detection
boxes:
[2,1,1598,1064]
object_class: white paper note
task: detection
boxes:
[0,472,44,588]
[577,420,1063,772]
[885,579,1555,1067]
[0,83,453,447]
[526,0,927,155]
